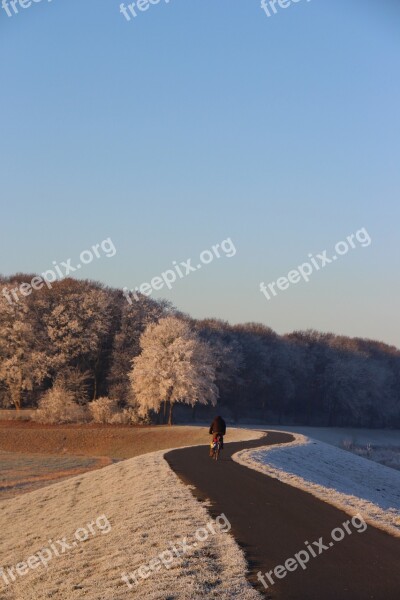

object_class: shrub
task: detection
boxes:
[109,407,151,425]
[88,397,118,424]
[34,385,87,424]
[340,438,354,451]
[109,408,134,425]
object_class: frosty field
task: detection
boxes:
[261,426,400,470]
[0,450,111,500]
[0,427,263,600]
[0,423,262,500]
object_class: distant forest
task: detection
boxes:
[1,275,399,428]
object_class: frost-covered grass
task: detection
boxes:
[0,429,263,600]
[0,450,109,500]
[233,432,400,538]
[246,425,400,471]
[339,439,400,471]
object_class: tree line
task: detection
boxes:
[1,275,399,427]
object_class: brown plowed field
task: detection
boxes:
[0,422,261,500]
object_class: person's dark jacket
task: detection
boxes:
[209,416,226,436]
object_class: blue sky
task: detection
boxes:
[1,0,399,347]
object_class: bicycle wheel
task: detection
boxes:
[214,443,220,460]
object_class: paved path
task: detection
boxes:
[165,431,400,600]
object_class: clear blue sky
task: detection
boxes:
[1,0,399,347]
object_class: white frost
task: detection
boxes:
[0,434,263,600]
[233,431,400,538]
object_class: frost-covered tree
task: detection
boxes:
[194,318,244,419]
[42,280,115,400]
[108,293,171,402]
[0,292,48,409]
[1,271,399,426]
[227,323,278,422]
[129,316,218,424]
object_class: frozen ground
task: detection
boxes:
[0,450,112,500]
[243,425,400,470]
[0,428,263,600]
[234,432,400,539]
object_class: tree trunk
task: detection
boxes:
[163,400,168,424]
[11,385,21,411]
[168,401,174,426]
[92,376,98,401]
[328,402,336,427]
[93,355,101,400]
[261,398,267,422]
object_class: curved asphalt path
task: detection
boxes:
[165,431,400,600]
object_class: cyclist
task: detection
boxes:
[209,415,226,456]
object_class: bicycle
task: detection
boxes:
[210,436,223,460]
